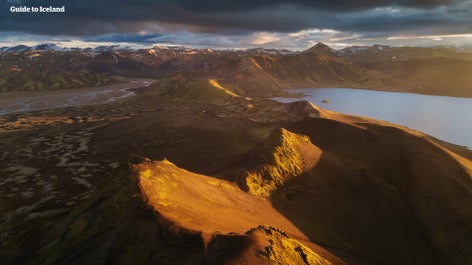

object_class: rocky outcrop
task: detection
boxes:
[243,128,322,197]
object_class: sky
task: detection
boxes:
[1,0,472,50]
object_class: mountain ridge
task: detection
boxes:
[2,43,471,97]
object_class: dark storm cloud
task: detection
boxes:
[84,33,165,43]
[334,8,470,34]
[0,0,470,40]
[162,0,454,12]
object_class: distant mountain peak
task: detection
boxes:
[304,42,336,55]
[313,42,330,49]
[0,44,67,52]
[0,45,31,52]
[33,43,65,51]
[372,44,391,51]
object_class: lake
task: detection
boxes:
[273,88,472,148]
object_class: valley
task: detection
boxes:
[0,79,152,115]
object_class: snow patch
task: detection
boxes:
[112,53,119,64]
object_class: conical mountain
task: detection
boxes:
[303,42,338,56]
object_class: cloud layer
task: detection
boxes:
[1,0,471,48]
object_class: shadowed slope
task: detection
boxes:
[1,165,207,265]
[266,117,472,265]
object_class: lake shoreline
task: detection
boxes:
[284,84,472,99]
[273,87,472,148]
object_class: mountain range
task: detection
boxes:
[1,43,472,97]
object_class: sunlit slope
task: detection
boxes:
[151,76,243,103]
[135,159,341,264]
[242,128,322,197]
[205,225,334,265]
[135,159,303,236]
